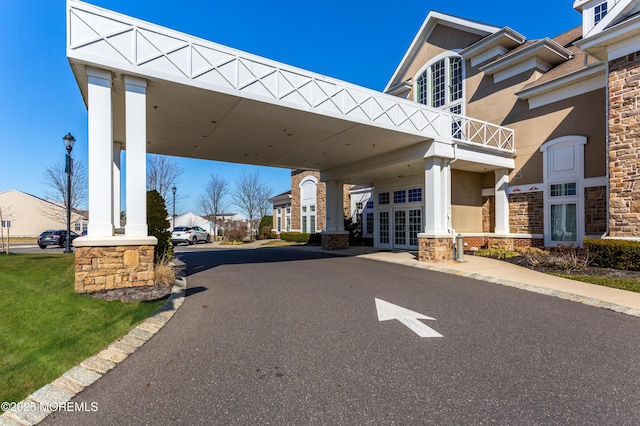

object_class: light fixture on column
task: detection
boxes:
[62,133,76,253]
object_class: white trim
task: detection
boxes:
[414,50,465,116]
[519,65,606,109]
[541,136,588,246]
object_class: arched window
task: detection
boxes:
[415,52,464,115]
[299,176,317,233]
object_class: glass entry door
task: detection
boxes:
[392,208,421,250]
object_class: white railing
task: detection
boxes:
[451,114,515,152]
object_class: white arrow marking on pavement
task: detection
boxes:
[375,298,443,338]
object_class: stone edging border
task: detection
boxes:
[0,277,187,426]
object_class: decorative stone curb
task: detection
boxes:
[0,277,187,426]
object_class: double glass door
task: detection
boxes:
[379,208,421,249]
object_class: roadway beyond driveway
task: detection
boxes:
[43,247,640,425]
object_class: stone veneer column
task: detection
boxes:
[74,242,156,293]
[609,53,640,237]
[322,180,349,249]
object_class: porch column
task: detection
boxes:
[124,76,148,237]
[86,67,114,236]
[418,157,453,262]
[113,142,121,230]
[325,180,345,232]
[423,157,450,235]
[494,168,510,235]
[322,180,348,249]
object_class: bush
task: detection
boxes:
[258,216,273,235]
[475,248,518,260]
[147,190,171,262]
[584,238,640,271]
[279,232,320,244]
[226,228,246,242]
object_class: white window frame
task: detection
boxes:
[414,50,465,115]
[299,176,318,233]
[540,135,587,246]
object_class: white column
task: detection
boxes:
[124,76,148,237]
[494,168,510,235]
[423,157,450,235]
[113,142,121,230]
[87,68,114,237]
[325,181,345,232]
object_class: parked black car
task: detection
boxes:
[37,230,80,249]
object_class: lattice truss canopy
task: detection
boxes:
[67,1,514,183]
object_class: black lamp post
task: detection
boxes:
[62,133,76,253]
[172,186,177,230]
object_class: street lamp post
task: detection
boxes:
[172,186,177,230]
[62,133,76,254]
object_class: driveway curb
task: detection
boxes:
[0,278,187,426]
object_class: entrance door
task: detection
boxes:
[392,208,421,250]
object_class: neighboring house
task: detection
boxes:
[271,170,356,234]
[0,189,87,237]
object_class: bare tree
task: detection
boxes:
[196,174,229,236]
[146,154,185,201]
[40,159,88,223]
[232,170,271,240]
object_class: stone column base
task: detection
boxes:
[418,235,453,262]
[487,236,544,250]
[321,231,349,250]
[73,236,157,293]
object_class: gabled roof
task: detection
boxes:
[459,27,526,67]
[585,0,640,38]
[479,37,573,83]
[384,11,500,92]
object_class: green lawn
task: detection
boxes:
[551,273,640,293]
[0,254,165,405]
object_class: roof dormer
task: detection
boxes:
[459,27,526,67]
[479,39,573,83]
[575,0,640,37]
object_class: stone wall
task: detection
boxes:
[609,53,640,237]
[75,245,155,293]
[482,196,495,233]
[508,192,544,234]
[585,186,607,235]
[321,232,349,250]
[418,237,452,262]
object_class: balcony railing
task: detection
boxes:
[451,114,515,152]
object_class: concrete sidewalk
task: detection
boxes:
[294,245,640,317]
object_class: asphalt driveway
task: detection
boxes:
[43,247,640,425]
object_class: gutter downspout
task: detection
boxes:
[448,143,459,256]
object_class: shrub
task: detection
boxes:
[280,232,314,243]
[584,238,640,271]
[147,190,171,262]
[258,216,273,236]
[518,245,593,272]
[226,227,246,242]
[154,255,180,287]
[475,248,518,260]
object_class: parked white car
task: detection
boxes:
[171,226,210,245]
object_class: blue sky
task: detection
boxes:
[0,0,581,215]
